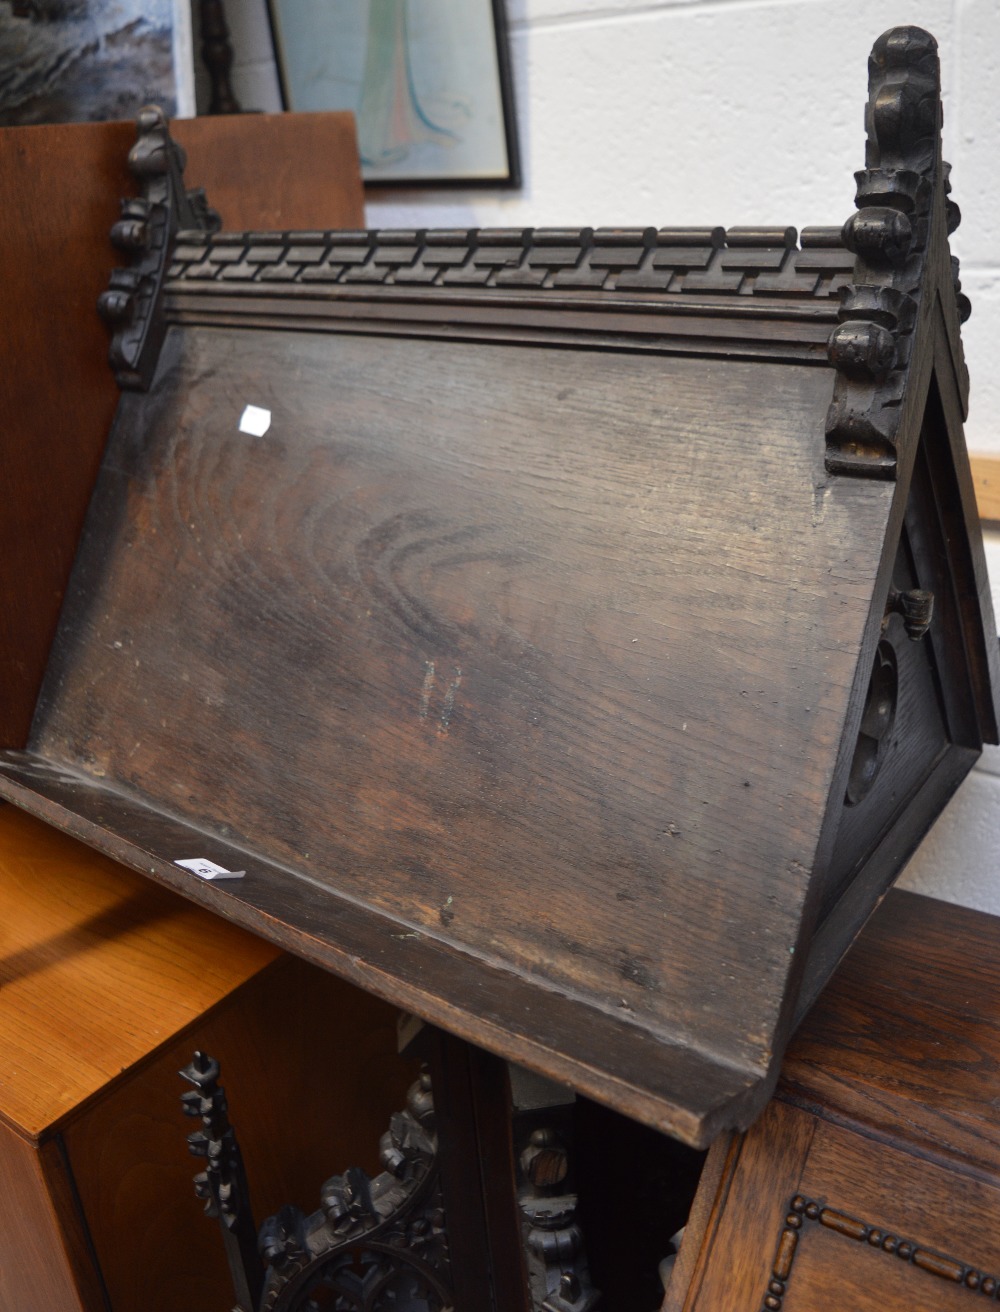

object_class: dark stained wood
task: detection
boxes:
[664,889,1000,1311]
[9,327,894,1145]
[0,761,764,1143]
[2,26,996,1149]
[159,224,847,366]
[463,1045,532,1312]
[0,112,362,750]
[422,1031,519,1311]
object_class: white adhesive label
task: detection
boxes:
[175,857,245,881]
[238,404,271,437]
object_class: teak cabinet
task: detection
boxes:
[0,805,411,1312]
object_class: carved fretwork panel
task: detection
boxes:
[164,224,851,301]
[258,1072,452,1312]
[181,1056,455,1312]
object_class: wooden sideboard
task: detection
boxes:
[664,888,1000,1312]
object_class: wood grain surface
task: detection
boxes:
[0,1122,97,1312]
[13,321,903,1142]
[0,113,363,750]
[663,1099,816,1312]
[0,802,277,1138]
[171,111,363,233]
[782,890,1000,1179]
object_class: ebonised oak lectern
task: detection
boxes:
[0,25,995,1312]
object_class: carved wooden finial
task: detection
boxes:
[98,107,220,391]
[824,26,962,478]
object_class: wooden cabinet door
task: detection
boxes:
[668,1099,1000,1312]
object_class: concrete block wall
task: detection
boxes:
[193,0,1000,915]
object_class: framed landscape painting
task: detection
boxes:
[0,0,194,126]
[267,0,520,186]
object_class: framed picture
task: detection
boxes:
[267,0,520,187]
[0,0,195,127]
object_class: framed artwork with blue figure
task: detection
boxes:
[267,0,520,186]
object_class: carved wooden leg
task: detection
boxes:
[510,1072,602,1312]
[180,1050,264,1312]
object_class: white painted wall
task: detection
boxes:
[196,0,1000,914]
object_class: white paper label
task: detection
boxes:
[175,857,245,880]
[238,404,271,437]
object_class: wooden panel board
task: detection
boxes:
[667,1099,815,1311]
[0,119,134,750]
[14,322,900,1140]
[0,113,362,750]
[764,1119,1000,1312]
[172,111,362,233]
[781,889,1000,1179]
[0,1120,95,1312]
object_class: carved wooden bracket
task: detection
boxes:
[825,26,967,478]
[98,106,220,391]
[181,1056,455,1312]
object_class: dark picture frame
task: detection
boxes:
[266,0,520,188]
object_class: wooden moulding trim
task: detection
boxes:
[759,1193,999,1310]
[162,230,849,361]
[0,757,764,1150]
[162,294,834,365]
[165,223,853,309]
